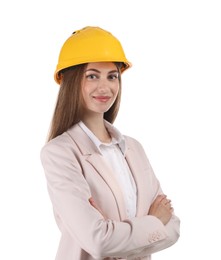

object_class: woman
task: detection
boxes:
[40,26,180,260]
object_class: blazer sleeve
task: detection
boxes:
[126,215,180,259]
[40,134,179,259]
[124,136,180,258]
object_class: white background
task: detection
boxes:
[1,0,221,259]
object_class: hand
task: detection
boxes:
[89,197,107,219]
[148,194,173,225]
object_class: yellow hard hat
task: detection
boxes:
[54,26,132,84]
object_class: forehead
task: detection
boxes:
[86,62,118,71]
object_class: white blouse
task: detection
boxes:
[78,121,137,219]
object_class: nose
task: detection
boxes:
[97,78,109,92]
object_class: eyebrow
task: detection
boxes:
[85,68,119,74]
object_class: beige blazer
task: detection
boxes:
[40,124,180,260]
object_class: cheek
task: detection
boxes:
[82,81,96,95]
[81,84,90,99]
[81,86,89,107]
[113,84,120,96]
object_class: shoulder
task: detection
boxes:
[41,123,85,151]
[40,125,81,162]
[40,123,98,163]
[123,135,152,162]
[40,132,73,162]
[123,135,144,150]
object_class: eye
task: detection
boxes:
[108,73,119,80]
[86,74,98,80]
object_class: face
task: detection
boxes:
[81,62,120,117]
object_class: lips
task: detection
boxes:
[93,96,111,102]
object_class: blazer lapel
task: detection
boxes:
[86,153,127,220]
[67,124,127,220]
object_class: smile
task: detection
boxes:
[93,96,111,102]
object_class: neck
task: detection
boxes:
[82,115,112,143]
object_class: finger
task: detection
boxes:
[165,199,171,205]
[156,194,167,203]
[89,197,96,207]
[160,197,169,204]
[170,207,174,213]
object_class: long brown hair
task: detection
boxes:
[47,63,122,141]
